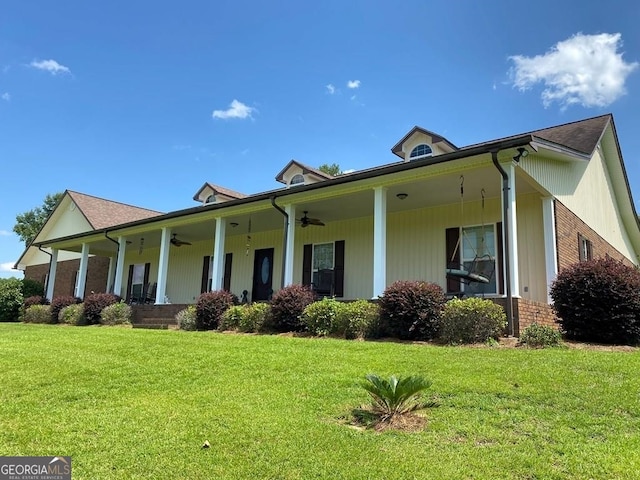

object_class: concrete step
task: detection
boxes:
[132,323,178,330]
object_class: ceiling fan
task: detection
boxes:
[298,211,325,228]
[170,234,192,247]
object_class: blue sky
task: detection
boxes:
[1,0,640,278]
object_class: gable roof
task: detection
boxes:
[275,159,334,184]
[192,183,247,202]
[391,127,459,158]
[66,190,163,229]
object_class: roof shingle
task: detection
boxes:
[67,191,163,229]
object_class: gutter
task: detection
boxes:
[491,151,514,336]
[270,196,288,289]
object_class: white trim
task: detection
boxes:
[542,197,558,302]
[45,248,58,301]
[156,227,171,304]
[284,204,296,286]
[373,186,387,297]
[106,256,116,294]
[76,243,90,299]
[113,237,127,297]
[506,163,520,296]
[211,218,226,291]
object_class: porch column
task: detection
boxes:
[76,243,90,299]
[113,237,127,297]
[373,187,387,298]
[156,227,171,304]
[211,218,226,291]
[542,197,558,302]
[504,163,520,297]
[45,248,58,301]
[106,256,116,294]
[284,204,296,286]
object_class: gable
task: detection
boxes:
[391,127,458,161]
[275,160,333,187]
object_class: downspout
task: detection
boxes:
[104,231,120,294]
[491,151,514,336]
[38,246,53,297]
[270,196,288,290]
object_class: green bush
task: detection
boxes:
[519,323,563,348]
[176,305,197,331]
[267,284,315,333]
[243,302,270,333]
[23,304,52,324]
[84,293,120,325]
[22,278,45,299]
[100,302,132,326]
[0,278,23,322]
[378,280,446,340]
[50,295,82,324]
[345,300,380,339]
[551,257,640,345]
[362,374,433,418]
[195,290,235,330]
[438,297,506,344]
[219,305,244,331]
[302,298,345,336]
[59,304,85,325]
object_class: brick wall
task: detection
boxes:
[554,200,633,271]
[25,257,111,299]
[490,297,558,336]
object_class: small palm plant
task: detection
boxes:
[361,374,433,421]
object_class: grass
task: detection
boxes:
[1,324,639,479]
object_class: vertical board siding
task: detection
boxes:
[515,193,547,303]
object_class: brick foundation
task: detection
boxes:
[24,257,111,299]
[131,304,187,326]
[490,297,558,336]
[554,201,633,270]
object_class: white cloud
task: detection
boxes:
[1,92,9,102]
[0,262,19,273]
[347,80,361,89]
[509,33,638,109]
[212,99,255,120]
[326,84,336,95]
[29,59,71,75]
[0,230,12,236]
[342,168,356,174]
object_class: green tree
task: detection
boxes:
[318,163,342,176]
[14,192,64,245]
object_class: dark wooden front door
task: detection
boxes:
[252,248,274,301]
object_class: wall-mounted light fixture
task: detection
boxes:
[396,193,408,200]
[512,147,529,163]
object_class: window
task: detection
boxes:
[461,225,496,294]
[409,144,433,160]
[290,174,305,186]
[205,194,216,204]
[578,234,592,261]
[312,242,334,290]
[131,263,145,300]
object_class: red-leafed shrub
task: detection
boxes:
[50,295,82,324]
[84,293,121,325]
[267,284,315,333]
[24,295,50,309]
[551,257,640,345]
[378,280,446,340]
[195,290,235,330]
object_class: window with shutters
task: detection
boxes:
[578,234,593,262]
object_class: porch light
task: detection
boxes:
[512,147,529,163]
[396,193,408,200]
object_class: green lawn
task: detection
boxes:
[1,324,639,479]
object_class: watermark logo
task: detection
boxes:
[0,456,71,480]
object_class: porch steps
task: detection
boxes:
[131,304,187,330]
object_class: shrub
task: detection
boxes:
[0,278,23,322]
[551,257,640,345]
[50,296,82,324]
[24,295,49,309]
[219,305,244,331]
[243,302,270,333]
[23,304,52,324]
[22,278,45,299]
[59,304,85,325]
[378,281,446,340]
[100,302,132,326]
[345,300,380,339]
[267,284,315,333]
[302,298,345,336]
[519,323,563,348]
[195,290,235,330]
[176,305,197,331]
[438,298,506,344]
[84,293,120,325]
[362,374,433,419]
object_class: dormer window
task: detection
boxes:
[409,144,433,160]
[290,174,305,186]
[205,194,216,204]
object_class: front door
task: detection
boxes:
[252,248,274,301]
